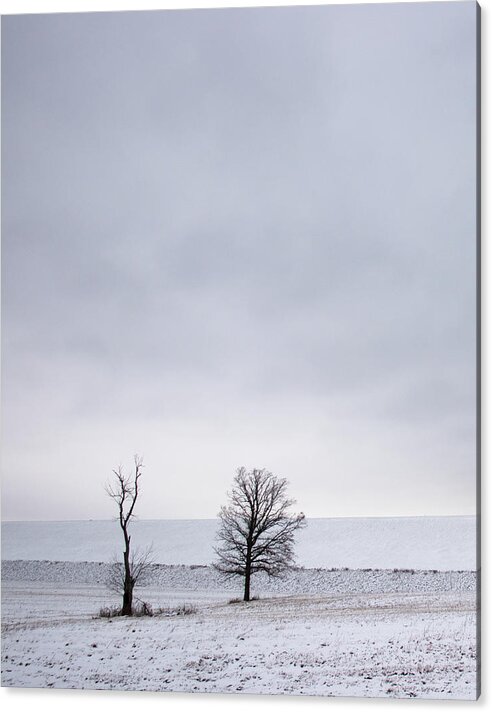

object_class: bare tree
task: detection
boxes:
[106,544,154,602]
[214,467,306,601]
[105,455,150,616]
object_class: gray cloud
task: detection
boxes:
[1,2,477,520]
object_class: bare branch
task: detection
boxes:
[106,545,155,594]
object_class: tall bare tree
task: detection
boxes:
[106,455,148,616]
[214,467,306,601]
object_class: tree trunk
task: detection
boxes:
[122,584,133,616]
[243,570,251,602]
[244,547,252,601]
[121,540,133,615]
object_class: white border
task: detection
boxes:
[0,0,488,710]
[0,0,479,13]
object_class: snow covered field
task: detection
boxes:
[1,518,479,698]
[1,560,478,699]
[1,559,477,595]
[1,515,477,570]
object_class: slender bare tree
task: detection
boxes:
[214,467,306,601]
[106,544,154,603]
[105,455,148,615]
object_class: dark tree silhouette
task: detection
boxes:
[106,455,150,616]
[106,544,154,607]
[214,467,306,601]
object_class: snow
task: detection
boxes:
[1,515,478,699]
[1,515,477,570]
[1,564,477,699]
[1,560,478,699]
[1,559,477,596]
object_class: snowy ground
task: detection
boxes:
[1,561,478,699]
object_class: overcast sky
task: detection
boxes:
[1,1,478,521]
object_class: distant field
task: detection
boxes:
[1,515,477,570]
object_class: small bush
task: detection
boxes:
[134,601,154,617]
[178,603,197,615]
[98,605,122,618]
[98,601,154,618]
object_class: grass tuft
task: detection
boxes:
[155,603,197,616]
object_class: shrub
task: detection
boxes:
[98,605,122,618]
[134,601,154,617]
[98,601,154,618]
[155,603,197,616]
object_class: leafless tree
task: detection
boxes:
[106,544,154,601]
[214,467,306,601]
[105,455,150,615]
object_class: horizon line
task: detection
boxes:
[1,513,477,524]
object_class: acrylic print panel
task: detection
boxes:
[1,0,479,701]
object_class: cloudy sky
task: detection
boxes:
[1,1,478,521]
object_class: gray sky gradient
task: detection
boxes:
[1,2,478,520]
